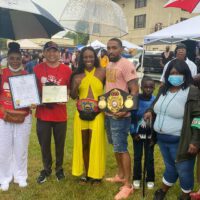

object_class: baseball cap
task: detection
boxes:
[175,43,187,51]
[43,41,59,51]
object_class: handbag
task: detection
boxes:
[0,105,27,123]
[77,98,100,121]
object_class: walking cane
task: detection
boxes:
[142,119,152,199]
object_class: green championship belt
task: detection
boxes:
[191,117,200,129]
[98,88,138,113]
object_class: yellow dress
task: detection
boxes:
[72,68,105,179]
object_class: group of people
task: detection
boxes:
[0,38,200,200]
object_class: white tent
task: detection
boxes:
[122,40,143,50]
[15,39,42,49]
[87,40,106,49]
[52,30,68,39]
[144,15,200,45]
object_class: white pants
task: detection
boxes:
[0,114,32,185]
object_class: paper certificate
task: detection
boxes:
[42,85,67,103]
[9,74,41,109]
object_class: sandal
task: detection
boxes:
[114,185,134,200]
[105,175,125,183]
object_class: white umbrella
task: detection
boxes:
[0,0,63,39]
[58,0,128,37]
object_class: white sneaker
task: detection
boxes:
[0,183,9,191]
[147,181,154,189]
[18,181,28,188]
[133,180,140,189]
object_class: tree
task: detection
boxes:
[65,31,89,45]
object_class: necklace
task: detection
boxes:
[158,90,180,132]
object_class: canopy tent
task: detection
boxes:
[87,40,106,49]
[52,30,68,39]
[122,40,143,50]
[8,39,42,49]
[144,15,200,45]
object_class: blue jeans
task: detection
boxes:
[105,116,131,153]
[132,136,155,182]
[157,134,195,192]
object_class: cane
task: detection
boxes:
[142,119,152,199]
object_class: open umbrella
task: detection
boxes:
[0,0,64,40]
[59,0,128,37]
[164,0,200,13]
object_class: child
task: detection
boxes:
[130,77,156,189]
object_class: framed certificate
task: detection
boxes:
[42,85,68,103]
[9,74,41,109]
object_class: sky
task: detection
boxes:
[33,0,66,20]
[33,0,69,36]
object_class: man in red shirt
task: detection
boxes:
[34,41,72,183]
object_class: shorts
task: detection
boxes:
[105,116,131,153]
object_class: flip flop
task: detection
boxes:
[105,175,125,183]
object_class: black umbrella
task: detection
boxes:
[0,0,64,39]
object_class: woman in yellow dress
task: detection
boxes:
[70,47,106,183]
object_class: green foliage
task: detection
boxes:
[65,31,89,45]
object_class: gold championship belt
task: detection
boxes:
[98,88,138,113]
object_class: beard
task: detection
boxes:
[108,55,121,62]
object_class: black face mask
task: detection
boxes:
[108,56,121,62]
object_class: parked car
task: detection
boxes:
[143,51,163,74]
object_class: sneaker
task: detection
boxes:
[153,189,166,200]
[0,183,9,191]
[114,185,134,200]
[147,181,155,189]
[18,180,28,188]
[14,180,28,188]
[56,169,65,181]
[37,170,51,184]
[133,180,140,189]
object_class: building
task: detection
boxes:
[90,0,197,50]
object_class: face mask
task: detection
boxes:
[168,75,184,86]
[8,65,23,72]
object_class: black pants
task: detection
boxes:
[132,136,155,182]
[36,119,67,173]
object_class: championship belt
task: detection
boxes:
[98,88,138,113]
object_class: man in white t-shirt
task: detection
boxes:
[160,44,197,83]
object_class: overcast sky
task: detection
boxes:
[34,0,66,20]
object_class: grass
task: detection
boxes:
[0,99,199,200]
